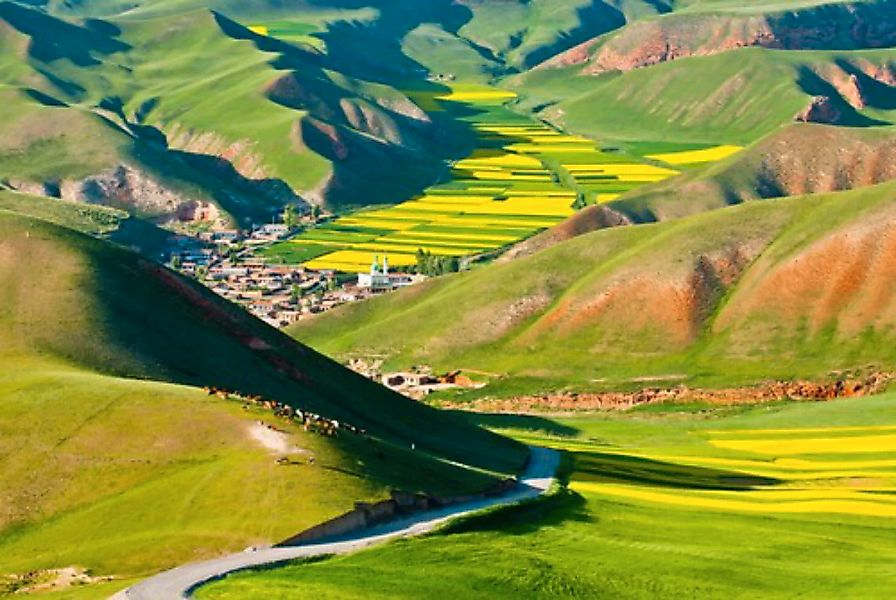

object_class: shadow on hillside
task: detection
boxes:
[211,10,475,209]
[457,412,581,438]
[93,116,302,226]
[519,1,626,68]
[834,59,896,111]
[437,447,784,536]
[0,2,130,67]
[575,451,780,491]
[439,487,593,537]
[796,67,891,127]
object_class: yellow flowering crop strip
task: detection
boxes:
[291,87,739,272]
[388,231,520,243]
[646,145,743,165]
[570,482,896,518]
[710,433,896,456]
[378,236,504,250]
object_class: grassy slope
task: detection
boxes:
[0,1,463,216]
[608,124,896,222]
[197,391,896,599]
[291,180,896,395]
[0,204,525,584]
[514,46,896,146]
[457,0,663,71]
[0,190,127,233]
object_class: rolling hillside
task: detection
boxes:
[0,199,525,592]
[509,0,896,147]
[291,179,896,396]
[611,124,896,221]
[3,1,896,597]
[515,47,896,145]
[3,0,893,226]
[503,123,896,260]
[0,0,471,223]
[198,393,896,599]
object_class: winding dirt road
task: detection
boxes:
[111,446,559,600]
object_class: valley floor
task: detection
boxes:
[197,393,896,599]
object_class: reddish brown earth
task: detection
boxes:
[443,373,893,413]
[795,95,843,124]
[540,2,896,73]
[499,204,630,262]
[616,125,896,225]
[519,240,766,349]
[715,200,896,340]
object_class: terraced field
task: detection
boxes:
[198,393,896,598]
[265,86,741,273]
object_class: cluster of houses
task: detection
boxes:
[206,260,324,328]
[346,359,482,400]
[167,225,425,328]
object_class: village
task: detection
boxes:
[165,212,425,329]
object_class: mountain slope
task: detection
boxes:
[0,1,469,222]
[0,202,525,587]
[541,0,896,73]
[515,47,896,145]
[290,180,896,395]
[611,124,896,221]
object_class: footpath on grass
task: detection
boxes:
[111,446,560,600]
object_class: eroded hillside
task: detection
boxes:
[291,180,896,394]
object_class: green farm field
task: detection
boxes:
[197,392,896,599]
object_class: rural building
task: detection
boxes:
[358,256,416,292]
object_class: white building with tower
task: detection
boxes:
[358,255,415,292]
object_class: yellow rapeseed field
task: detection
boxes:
[710,433,896,455]
[646,145,743,165]
[434,89,518,102]
[388,231,520,242]
[304,250,418,270]
[289,86,737,272]
[571,482,896,518]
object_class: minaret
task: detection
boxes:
[382,255,389,276]
[371,255,379,276]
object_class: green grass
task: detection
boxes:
[259,242,332,264]
[290,180,896,396]
[610,124,896,223]
[0,2,471,219]
[515,47,896,145]
[0,190,127,234]
[0,205,526,588]
[196,391,896,599]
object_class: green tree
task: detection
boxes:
[283,205,300,230]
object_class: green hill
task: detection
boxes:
[290,179,896,397]
[0,200,525,593]
[0,0,471,222]
[198,392,896,599]
[514,47,896,146]
[608,124,896,222]
[3,0,893,224]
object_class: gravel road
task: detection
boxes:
[111,446,559,600]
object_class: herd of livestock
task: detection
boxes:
[204,387,366,438]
